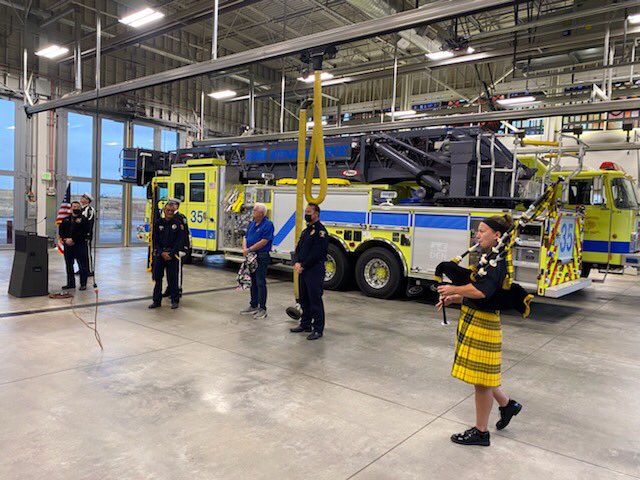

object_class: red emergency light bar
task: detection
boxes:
[600,161,625,172]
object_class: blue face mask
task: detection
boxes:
[72,209,82,215]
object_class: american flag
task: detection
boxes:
[56,183,72,255]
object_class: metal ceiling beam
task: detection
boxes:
[58,0,263,64]
[25,0,515,115]
[192,98,640,146]
[471,0,640,42]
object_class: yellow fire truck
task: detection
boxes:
[139,156,588,299]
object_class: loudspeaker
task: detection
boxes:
[8,231,49,298]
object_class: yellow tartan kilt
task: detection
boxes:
[451,305,502,388]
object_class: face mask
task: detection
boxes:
[72,209,82,215]
[304,214,313,223]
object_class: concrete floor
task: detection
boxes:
[0,248,639,480]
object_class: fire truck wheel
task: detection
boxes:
[324,243,352,291]
[355,247,404,299]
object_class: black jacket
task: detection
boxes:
[59,215,90,244]
[153,216,184,258]
[293,221,329,270]
[82,204,96,239]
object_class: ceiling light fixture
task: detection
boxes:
[426,51,454,61]
[385,110,417,118]
[297,72,334,83]
[306,120,328,128]
[119,8,165,28]
[496,96,537,106]
[208,89,237,100]
[629,13,640,24]
[35,45,70,59]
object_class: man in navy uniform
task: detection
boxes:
[290,202,329,340]
[148,201,183,310]
[59,201,90,291]
[80,193,96,276]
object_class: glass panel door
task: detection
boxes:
[0,176,14,245]
[130,185,148,244]
[99,183,124,244]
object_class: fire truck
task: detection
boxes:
[122,126,590,299]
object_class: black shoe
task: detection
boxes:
[79,286,87,291]
[496,399,522,430]
[61,285,75,290]
[171,302,179,309]
[162,291,170,298]
[450,427,490,446]
[148,302,161,309]
[306,332,323,340]
[290,326,312,333]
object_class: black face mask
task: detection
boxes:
[72,209,82,215]
[304,214,313,223]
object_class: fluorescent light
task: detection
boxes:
[426,51,454,61]
[297,72,334,83]
[466,47,475,54]
[208,90,237,100]
[496,96,537,106]
[7,126,15,130]
[105,141,120,146]
[35,45,69,59]
[629,13,640,24]
[119,8,165,28]
[385,110,417,118]
[306,120,328,128]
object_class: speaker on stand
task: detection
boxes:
[8,230,49,298]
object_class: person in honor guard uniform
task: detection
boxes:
[59,201,90,291]
[163,198,190,299]
[80,193,96,276]
[148,202,183,310]
[290,203,329,340]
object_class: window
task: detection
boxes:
[99,183,124,244]
[133,124,154,149]
[0,176,13,244]
[189,182,205,202]
[567,179,594,205]
[101,119,125,180]
[130,185,147,244]
[611,178,639,209]
[157,182,168,201]
[0,99,15,170]
[174,183,185,202]
[161,130,178,151]
[67,113,93,178]
[70,181,92,204]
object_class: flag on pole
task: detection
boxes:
[56,183,72,255]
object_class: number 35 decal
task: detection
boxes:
[190,210,205,223]
[559,221,574,253]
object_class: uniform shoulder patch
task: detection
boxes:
[319,230,326,238]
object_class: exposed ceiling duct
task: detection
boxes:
[345,0,444,54]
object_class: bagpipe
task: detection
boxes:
[433,178,564,322]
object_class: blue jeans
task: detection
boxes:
[250,253,270,310]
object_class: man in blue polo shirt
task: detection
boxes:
[240,202,274,319]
